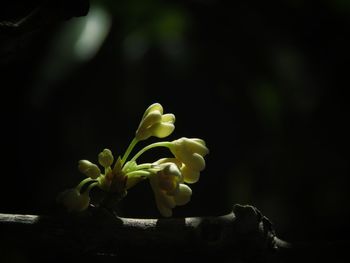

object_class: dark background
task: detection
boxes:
[1,0,349,248]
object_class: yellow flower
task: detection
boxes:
[169,137,209,172]
[149,161,192,217]
[59,103,209,217]
[156,162,182,194]
[135,103,175,141]
[153,156,202,184]
[150,175,192,217]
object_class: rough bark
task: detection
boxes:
[0,204,293,263]
[1,204,348,263]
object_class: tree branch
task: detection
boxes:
[0,0,90,34]
[0,0,90,65]
[1,204,349,262]
[0,204,292,263]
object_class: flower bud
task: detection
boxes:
[98,148,114,168]
[78,160,101,179]
[57,188,90,212]
[149,121,175,138]
[142,103,163,119]
[135,103,175,141]
[169,137,209,171]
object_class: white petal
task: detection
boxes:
[186,138,209,156]
[168,148,204,172]
[136,111,162,140]
[142,103,163,119]
[151,122,175,138]
[184,153,205,172]
[161,113,175,123]
[174,184,192,206]
[181,165,200,184]
[139,111,162,129]
[153,158,181,167]
[150,176,175,216]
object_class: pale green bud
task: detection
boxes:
[57,188,90,212]
[78,160,101,179]
[149,121,175,138]
[98,148,114,168]
[135,103,175,141]
[142,103,163,119]
[135,111,162,140]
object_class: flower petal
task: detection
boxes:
[181,165,200,183]
[140,111,162,128]
[157,163,181,193]
[57,188,90,212]
[170,137,208,171]
[78,160,101,179]
[153,158,182,167]
[161,113,175,123]
[151,122,175,138]
[188,153,206,171]
[142,103,163,119]
[174,184,192,206]
[150,175,176,217]
[136,111,162,140]
[186,138,209,156]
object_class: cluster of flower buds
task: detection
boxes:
[57,103,209,217]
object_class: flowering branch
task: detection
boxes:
[57,102,209,217]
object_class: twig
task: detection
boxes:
[0,1,90,65]
[0,0,90,34]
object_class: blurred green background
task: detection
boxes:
[1,0,350,245]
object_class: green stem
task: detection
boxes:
[129,141,172,163]
[126,170,152,178]
[104,166,112,176]
[135,163,153,170]
[76,178,93,191]
[85,182,99,193]
[121,137,139,165]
